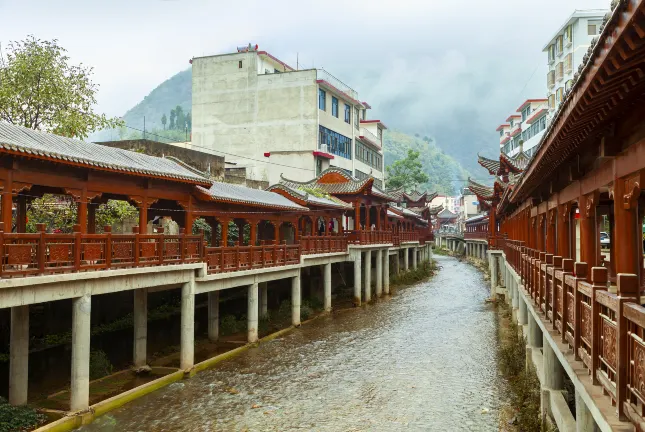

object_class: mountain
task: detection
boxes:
[93,69,470,195]
[383,130,469,195]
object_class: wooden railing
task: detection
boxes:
[464,231,488,240]
[502,243,645,427]
[0,224,204,278]
[399,231,419,242]
[347,230,393,245]
[300,235,348,255]
[205,243,300,274]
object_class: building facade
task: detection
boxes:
[498,99,548,158]
[543,9,608,112]
[191,45,385,187]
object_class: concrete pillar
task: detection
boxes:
[575,388,597,431]
[259,282,268,319]
[9,305,29,406]
[323,263,332,312]
[133,288,147,368]
[490,255,498,294]
[528,313,543,348]
[543,336,564,389]
[375,249,383,297]
[518,295,528,325]
[364,250,372,302]
[404,248,409,271]
[512,278,519,309]
[70,294,91,412]
[383,249,390,295]
[353,253,362,306]
[180,278,195,370]
[412,247,418,269]
[208,291,219,342]
[248,283,259,342]
[292,272,301,326]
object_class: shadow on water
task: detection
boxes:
[80,255,503,432]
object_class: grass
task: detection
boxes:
[389,260,438,287]
[0,397,46,432]
[497,302,545,432]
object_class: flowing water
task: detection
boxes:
[79,255,502,431]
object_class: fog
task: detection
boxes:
[1,0,609,170]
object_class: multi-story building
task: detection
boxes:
[499,99,548,158]
[543,9,608,112]
[191,45,386,188]
[430,195,460,214]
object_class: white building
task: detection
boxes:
[430,195,460,214]
[191,45,385,187]
[499,99,548,158]
[543,9,608,112]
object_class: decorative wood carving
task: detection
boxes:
[581,304,592,345]
[83,243,103,261]
[48,244,71,262]
[7,244,33,265]
[601,319,617,371]
[623,179,641,210]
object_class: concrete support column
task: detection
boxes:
[412,247,418,269]
[575,388,597,432]
[512,277,519,310]
[383,249,390,295]
[70,294,91,412]
[248,283,259,342]
[364,250,372,303]
[543,336,564,389]
[180,278,195,370]
[353,253,362,306]
[323,263,332,312]
[133,288,147,368]
[259,282,268,319]
[375,249,383,297]
[528,313,543,348]
[9,305,29,406]
[292,272,301,326]
[404,248,409,271]
[518,296,528,326]
[208,291,219,342]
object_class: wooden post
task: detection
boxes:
[87,203,97,234]
[613,177,640,277]
[579,192,598,280]
[354,201,360,231]
[546,209,556,254]
[16,195,26,233]
[138,197,148,235]
[249,219,257,246]
[557,203,570,259]
[221,218,229,247]
[616,273,639,420]
[77,190,88,234]
[274,221,280,245]
[587,265,603,379]
[2,173,12,231]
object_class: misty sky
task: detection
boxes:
[1,0,608,160]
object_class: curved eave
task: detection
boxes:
[194,186,309,212]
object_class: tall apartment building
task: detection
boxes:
[543,9,608,112]
[191,45,386,187]
[498,99,548,157]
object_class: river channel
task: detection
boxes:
[79,255,502,431]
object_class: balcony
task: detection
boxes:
[555,63,564,82]
[547,71,555,89]
[358,128,381,150]
[205,242,300,273]
[347,230,393,245]
[564,53,573,74]
[316,69,359,103]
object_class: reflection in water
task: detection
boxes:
[80,255,501,431]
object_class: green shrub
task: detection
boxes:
[389,260,437,287]
[89,350,113,380]
[0,397,46,432]
[220,315,241,335]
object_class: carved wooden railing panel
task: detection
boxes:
[205,243,301,274]
[623,303,645,424]
[300,235,348,255]
[596,289,619,405]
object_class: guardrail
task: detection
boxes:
[316,69,359,101]
[347,230,392,245]
[205,243,300,274]
[501,239,645,428]
[300,235,348,255]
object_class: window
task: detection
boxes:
[521,106,531,122]
[377,127,382,140]
[355,141,382,171]
[565,79,573,92]
[274,68,280,73]
[556,36,563,55]
[319,89,326,111]
[564,25,573,46]
[556,87,564,103]
[238,60,243,68]
[548,45,555,64]
[547,70,555,88]
[319,126,351,159]
[499,130,504,138]
[354,108,359,129]
[588,23,598,35]
[355,169,369,180]
[331,97,339,118]
[555,62,564,81]
[548,94,555,109]
[361,109,366,120]
[344,104,351,123]
[564,53,573,73]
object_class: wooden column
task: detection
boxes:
[557,203,570,259]
[579,192,598,279]
[546,209,556,254]
[138,198,148,234]
[613,176,641,276]
[354,201,360,230]
[274,221,280,244]
[366,205,371,229]
[1,172,12,231]
[249,219,257,246]
[87,203,97,234]
[16,195,27,233]
[488,204,496,247]
[76,190,88,234]
[537,214,545,252]
[221,218,229,247]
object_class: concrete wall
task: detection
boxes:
[192,52,318,182]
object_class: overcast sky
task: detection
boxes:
[1,0,609,160]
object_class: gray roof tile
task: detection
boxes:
[0,122,208,183]
[198,183,308,211]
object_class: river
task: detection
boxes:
[79,255,502,431]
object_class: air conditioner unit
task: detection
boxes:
[320,144,328,153]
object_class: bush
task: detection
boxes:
[220,315,241,336]
[0,397,46,432]
[89,350,113,380]
[389,260,437,287]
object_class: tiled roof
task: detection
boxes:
[428,205,444,216]
[280,167,395,201]
[387,209,404,220]
[265,184,353,209]
[465,214,488,223]
[500,152,527,173]
[478,155,501,175]
[467,178,494,200]
[196,182,308,211]
[437,208,458,219]
[0,122,209,184]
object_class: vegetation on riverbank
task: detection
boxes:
[497,302,544,432]
[0,397,46,432]
[390,260,438,287]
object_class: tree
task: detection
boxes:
[175,105,185,131]
[169,109,176,130]
[161,113,167,130]
[385,149,429,191]
[0,36,123,139]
